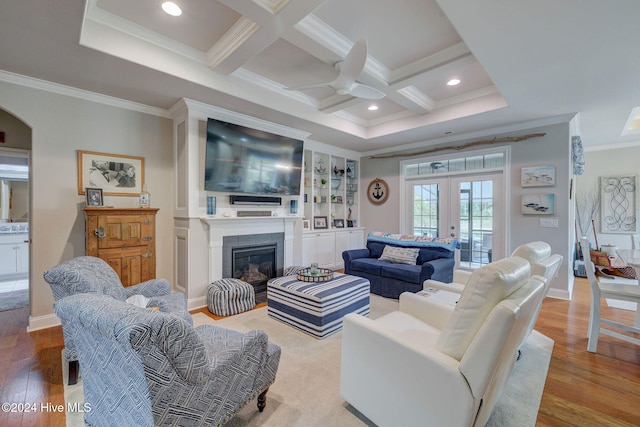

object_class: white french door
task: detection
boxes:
[404,172,504,269]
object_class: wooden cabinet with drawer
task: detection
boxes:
[84,207,159,287]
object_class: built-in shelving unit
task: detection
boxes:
[303,149,359,230]
[301,148,363,269]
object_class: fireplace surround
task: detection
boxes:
[223,233,284,298]
[201,216,298,301]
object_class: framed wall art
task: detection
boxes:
[521,166,555,187]
[77,150,144,196]
[600,175,637,233]
[521,194,555,215]
[367,178,389,205]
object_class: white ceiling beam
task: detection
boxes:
[209,0,325,75]
[389,43,472,86]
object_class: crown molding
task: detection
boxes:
[173,98,311,141]
[361,113,577,157]
[0,70,171,118]
[585,139,640,152]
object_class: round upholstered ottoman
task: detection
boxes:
[207,278,256,316]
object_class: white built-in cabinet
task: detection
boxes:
[302,228,365,269]
[0,234,29,279]
[302,231,335,269]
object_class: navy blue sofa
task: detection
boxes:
[343,232,457,298]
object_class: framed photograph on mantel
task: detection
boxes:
[77,150,144,196]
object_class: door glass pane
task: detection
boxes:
[458,179,493,268]
[412,184,439,237]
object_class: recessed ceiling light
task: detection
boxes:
[368,105,379,111]
[447,78,461,86]
[162,2,182,16]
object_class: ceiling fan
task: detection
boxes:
[286,38,385,100]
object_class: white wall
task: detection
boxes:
[0,79,174,328]
[359,122,573,299]
[576,145,640,249]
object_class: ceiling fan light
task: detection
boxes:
[162,2,182,16]
[447,78,461,86]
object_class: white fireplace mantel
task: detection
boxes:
[201,216,299,282]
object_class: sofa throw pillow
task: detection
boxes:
[378,245,420,265]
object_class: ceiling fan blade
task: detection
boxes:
[333,38,368,92]
[285,82,330,91]
[349,83,385,99]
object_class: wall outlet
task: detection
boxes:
[539,218,559,228]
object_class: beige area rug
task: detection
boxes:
[65,294,553,427]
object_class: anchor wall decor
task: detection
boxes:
[367,178,389,205]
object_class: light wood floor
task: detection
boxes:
[0,278,638,426]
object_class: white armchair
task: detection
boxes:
[424,241,562,353]
[426,241,562,294]
[340,256,546,427]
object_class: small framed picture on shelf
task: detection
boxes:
[347,219,356,228]
[346,160,356,178]
[333,219,345,228]
[336,195,343,204]
[314,216,328,229]
[303,219,311,230]
[85,188,103,207]
[346,196,354,205]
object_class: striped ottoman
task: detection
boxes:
[207,278,256,316]
[267,273,370,339]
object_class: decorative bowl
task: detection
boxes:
[297,268,334,282]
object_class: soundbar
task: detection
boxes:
[237,211,273,217]
[229,195,282,205]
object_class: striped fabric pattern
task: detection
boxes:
[54,293,281,426]
[267,273,370,339]
[378,245,420,264]
[208,278,256,316]
[368,231,460,250]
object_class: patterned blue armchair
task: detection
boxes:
[44,256,192,385]
[54,293,281,427]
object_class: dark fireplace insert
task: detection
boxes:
[231,244,277,297]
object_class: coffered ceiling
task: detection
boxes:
[1,0,639,153]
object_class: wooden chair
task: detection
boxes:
[579,237,640,353]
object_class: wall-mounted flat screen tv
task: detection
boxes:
[204,118,304,195]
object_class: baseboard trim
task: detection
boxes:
[188,296,207,311]
[28,313,61,332]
